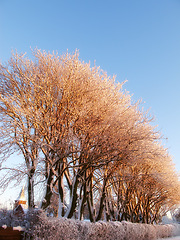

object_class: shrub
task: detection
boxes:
[1,210,178,240]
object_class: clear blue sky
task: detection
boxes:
[0,0,180,206]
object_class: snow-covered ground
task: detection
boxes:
[159,237,180,240]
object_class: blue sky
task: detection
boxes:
[0,0,180,206]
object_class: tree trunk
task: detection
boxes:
[65,174,79,218]
[27,166,36,209]
[96,178,107,221]
[86,174,95,222]
[58,161,65,217]
[78,180,87,220]
[41,168,54,210]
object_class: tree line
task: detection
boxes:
[0,50,179,223]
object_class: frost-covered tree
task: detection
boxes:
[0,49,179,222]
[0,53,40,208]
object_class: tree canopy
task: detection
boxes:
[0,50,179,223]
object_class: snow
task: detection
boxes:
[13,226,25,231]
[158,237,180,240]
[2,225,7,229]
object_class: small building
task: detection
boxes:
[13,186,28,216]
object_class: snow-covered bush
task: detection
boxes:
[25,210,179,240]
[27,210,79,240]
[1,209,179,239]
[172,223,180,236]
[0,209,14,227]
[155,224,173,239]
[0,209,26,227]
[85,221,125,240]
[121,221,155,240]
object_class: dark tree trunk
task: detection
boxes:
[96,178,107,221]
[66,174,79,218]
[28,167,35,209]
[41,168,54,210]
[58,161,65,217]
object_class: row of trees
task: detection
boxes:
[0,50,179,223]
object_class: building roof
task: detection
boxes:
[16,186,26,201]
[15,186,28,210]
